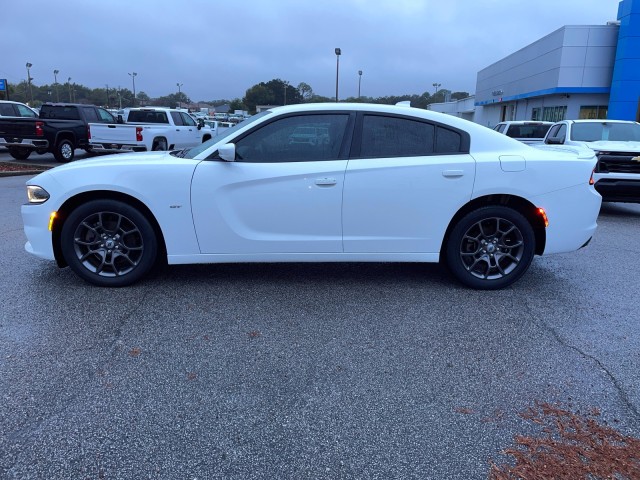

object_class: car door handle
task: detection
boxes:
[442,170,464,178]
[315,177,337,186]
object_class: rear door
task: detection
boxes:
[343,113,475,253]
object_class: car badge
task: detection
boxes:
[632,156,640,162]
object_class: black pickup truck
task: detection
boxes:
[0,103,116,162]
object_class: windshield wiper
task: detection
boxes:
[171,148,191,158]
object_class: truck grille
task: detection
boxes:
[596,152,640,174]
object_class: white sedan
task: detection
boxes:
[22,103,601,289]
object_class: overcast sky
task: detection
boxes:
[1,0,621,102]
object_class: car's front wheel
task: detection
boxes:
[60,199,158,287]
[445,206,535,290]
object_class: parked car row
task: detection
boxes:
[0,102,217,161]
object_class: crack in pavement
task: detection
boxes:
[525,299,640,423]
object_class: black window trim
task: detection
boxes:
[349,111,471,159]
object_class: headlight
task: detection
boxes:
[26,185,50,204]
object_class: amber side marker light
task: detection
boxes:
[48,212,57,231]
[589,169,595,185]
[537,207,549,228]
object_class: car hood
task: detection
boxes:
[45,151,197,174]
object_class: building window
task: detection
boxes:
[531,108,541,121]
[542,106,567,123]
[579,106,608,119]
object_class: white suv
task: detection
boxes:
[0,100,38,118]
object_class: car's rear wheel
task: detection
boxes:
[445,206,535,290]
[8,147,31,160]
[60,199,158,287]
[54,139,74,162]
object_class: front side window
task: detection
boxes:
[97,108,115,123]
[234,114,349,163]
[181,112,197,126]
[16,104,37,117]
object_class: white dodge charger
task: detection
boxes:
[22,103,601,289]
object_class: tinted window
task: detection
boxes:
[128,110,169,123]
[504,124,551,139]
[570,122,640,142]
[234,114,349,163]
[545,124,561,143]
[82,107,99,122]
[170,111,184,126]
[361,115,434,158]
[436,127,462,153]
[40,105,80,120]
[0,104,15,116]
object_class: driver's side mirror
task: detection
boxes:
[197,118,204,129]
[218,143,236,162]
[117,114,124,124]
[546,136,565,145]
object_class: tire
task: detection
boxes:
[152,139,168,151]
[54,139,75,162]
[8,147,31,160]
[60,199,158,287]
[445,206,535,290]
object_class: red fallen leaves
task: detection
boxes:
[129,347,141,357]
[490,401,640,479]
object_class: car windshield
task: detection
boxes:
[173,110,272,159]
[571,122,640,142]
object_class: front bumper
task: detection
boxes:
[594,178,640,203]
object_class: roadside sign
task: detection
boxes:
[0,79,6,91]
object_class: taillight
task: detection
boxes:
[87,124,91,140]
[589,169,595,185]
[537,207,549,228]
[136,127,143,142]
[35,121,44,137]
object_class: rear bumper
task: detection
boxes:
[88,143,147,153]
[0,138,49,150]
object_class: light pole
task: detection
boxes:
[335,48,341,102]
[128,72,137,107]
[433,82,441,97]
[26,62,33,105]
[53,69,59,102]
[105,84,110,108]
[283,81,289,105]
[358,70,363,98]
[177,82,183,108]
[67,77,72,102]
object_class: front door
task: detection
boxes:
[191,113,352,254]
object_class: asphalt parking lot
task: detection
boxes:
[1,160,639,479]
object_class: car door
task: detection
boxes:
[180,112,201,147]
[191,113,352,254]
[343,113,475,253]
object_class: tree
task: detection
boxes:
[451,91,470,101]
[137,91,151,106]
[243,84,275,113]
[297,82,314,101]
[229,98,245,111]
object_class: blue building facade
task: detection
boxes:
[609,0,640,120]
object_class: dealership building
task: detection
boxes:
[431,0,640,127]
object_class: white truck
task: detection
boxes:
[88,107,216,153]
[540,119,640,203]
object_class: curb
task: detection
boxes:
[0,170,46,178]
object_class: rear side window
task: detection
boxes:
[0,104,15,116]
[40,105,80,120]
[82,107,99,122]
[170,112,184,126]
[436,127,462,153]
[360,115,434,157]
[505,124,552,139]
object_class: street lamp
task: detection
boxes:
[433,82,441,97]
[283,80,289,105]
[67,77,72,102]
[358,70,363,98]
[177,82,183,108]
[25,62,33,105]
[53,69,59,102]
[335,48,341,102]
[128,72,137,107]
[105,84,110,108]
